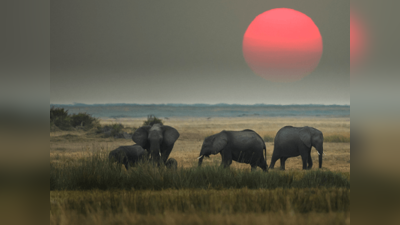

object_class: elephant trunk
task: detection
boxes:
[198,155,204,167]
[149,143,161,166]
[319,153,322,168]
[318,145,323,168]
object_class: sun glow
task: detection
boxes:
[243,8,323,82]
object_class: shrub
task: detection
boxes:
[50,107,100,131]
[50,107,72,130]
[98,123,124,138]
[143,114,163,126]
[50,107,69,121]
[70,112,100,130]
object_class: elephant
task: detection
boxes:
[197,129,267,171]
[269,126,324,170]
[109,144,149,170]
[132,123,180,166]
[165,158,178,169]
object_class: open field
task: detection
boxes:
[50,117,350,172]
[50,117,350,225]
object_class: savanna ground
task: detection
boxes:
[50,117,350,225]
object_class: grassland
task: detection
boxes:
[50,117,350,225]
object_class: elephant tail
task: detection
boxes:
[250,130,267,168]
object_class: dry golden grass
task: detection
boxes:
[50,117,350,173]
[50,189,350,225]
[50,117,350,225]
[50,211,350,225]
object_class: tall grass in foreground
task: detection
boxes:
[50,151,350,190]
[51,188,350,214]
[50,211,350,225]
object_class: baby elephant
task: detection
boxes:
[198,129,267,171]
[109,144,148,170]
[165,158,178,169]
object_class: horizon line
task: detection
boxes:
[50,102,350,107]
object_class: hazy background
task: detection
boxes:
[51,0,349,105]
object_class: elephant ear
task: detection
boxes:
[299,128,312,148]
[161,126,180,146]
[211,132,228,154]
[132,125,151,147]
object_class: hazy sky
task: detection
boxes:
[51,0,349,105]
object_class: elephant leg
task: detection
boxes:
[221,150,232,168]
[123,157,130,170]
[280,157,287,170]
[251,165,257,171]
[258,158,268,171]
[222,158,232,168]
[151,152,161,167]
[161,144,174,165]
[307,153,313,169]
[166,158,178,169]
[269,154,279,169]
[219,153,228,168]
[301,154,308,170]
[221,160,230,168]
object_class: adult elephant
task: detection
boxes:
[269,126,324,170]
[132,123,180,166]
[109,144,148,170]
[197,129,267,171]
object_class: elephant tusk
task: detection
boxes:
[317,152,320,155]
[323,152,326,156]
[197,155,203,159]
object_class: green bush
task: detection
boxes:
[50,107,69,121]
[97,123,124,137]
[143,114,163,126]
[109,124,124,136]
[70,112,100,130]
[50,107,100,131]
[50,107,72,130]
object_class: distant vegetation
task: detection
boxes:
[143,114,163,126]
[70,112,99,129]
[50,107,133,139]
[96,123,125,138]
[50,107,100,131]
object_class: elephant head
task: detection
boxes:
[132,123,179,165]
[198,132,228,167]
[300,127,324,168]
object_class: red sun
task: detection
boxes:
[350,9,368,72]
[243,8,323,82]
